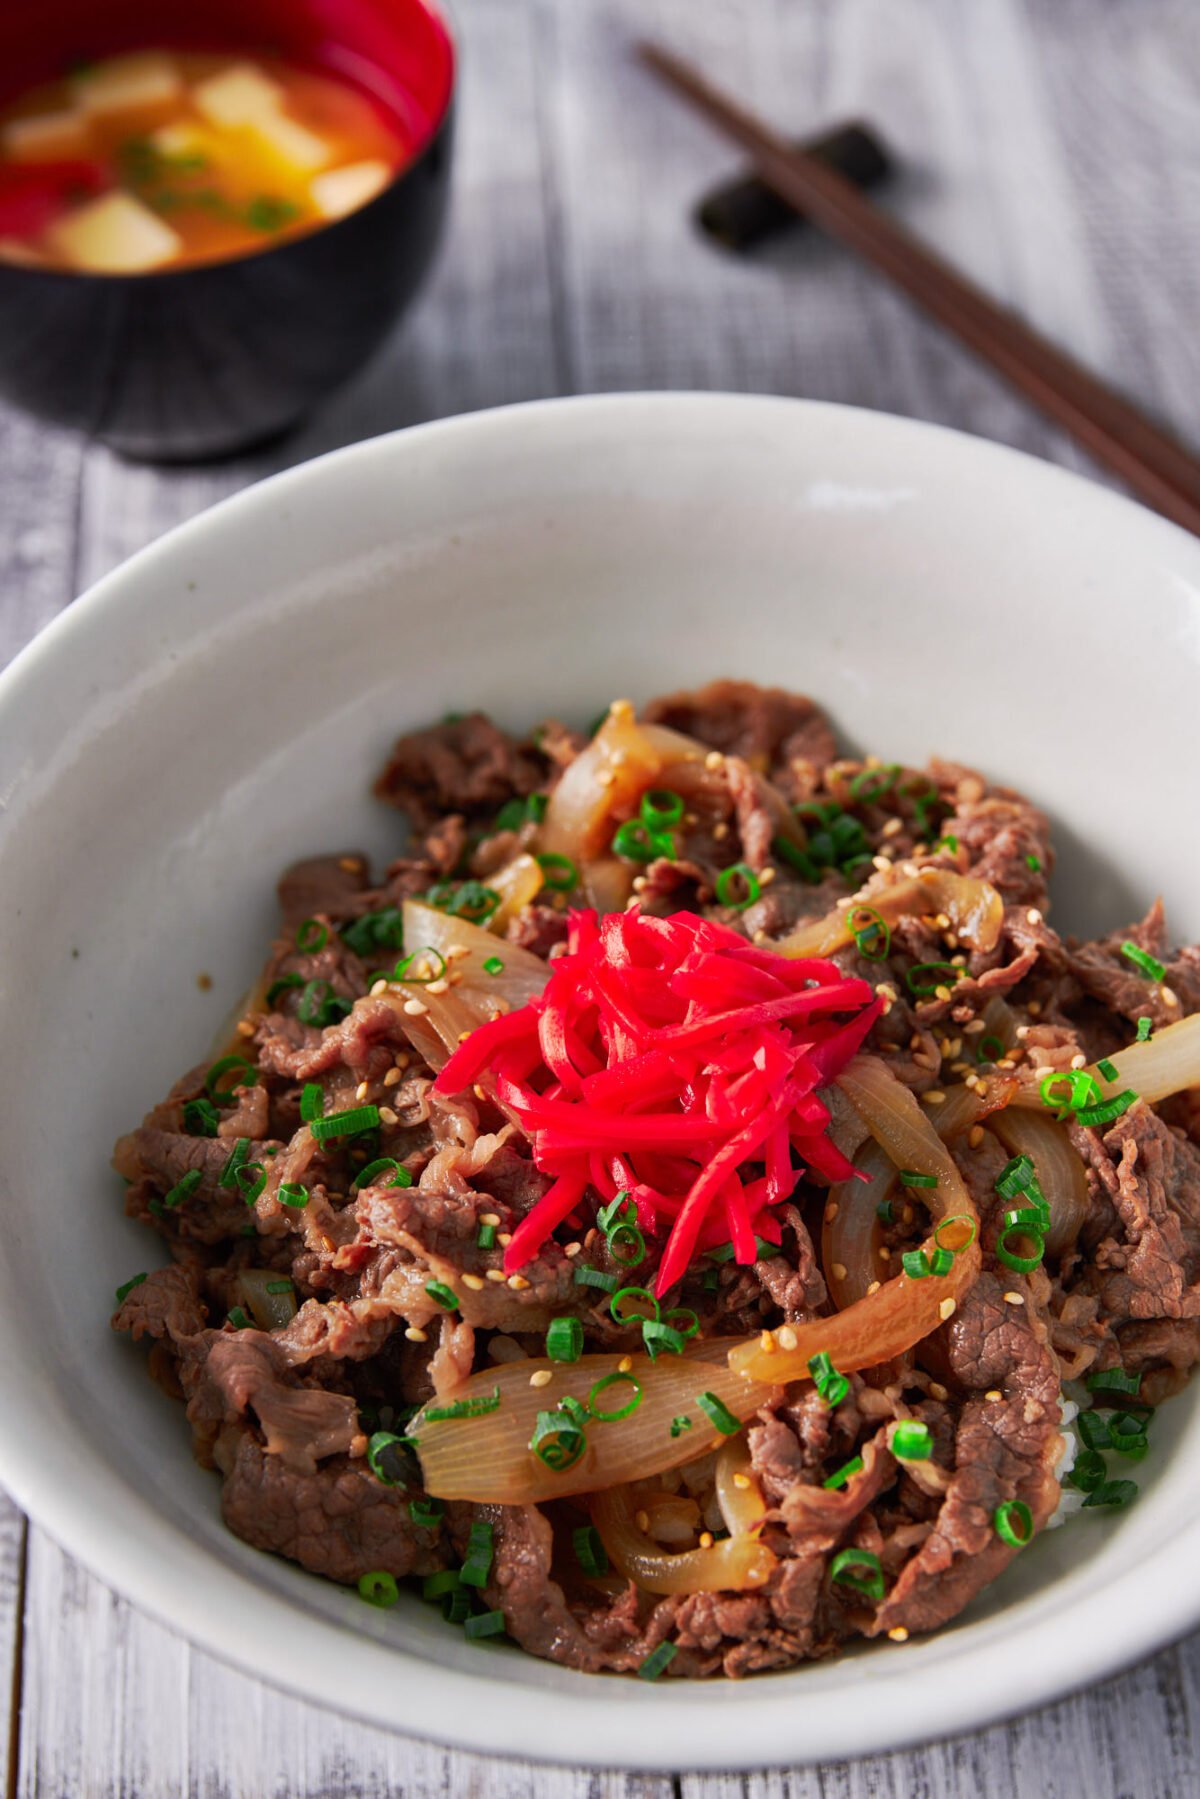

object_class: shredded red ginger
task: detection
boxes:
[434,909,881,1297]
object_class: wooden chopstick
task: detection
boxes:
[638,41,1200,537]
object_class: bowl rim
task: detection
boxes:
[0,0,457,286]
[2,391,1200,1768]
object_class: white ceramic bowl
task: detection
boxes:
[1,395,1199,1769]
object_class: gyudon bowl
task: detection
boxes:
[0,394,1198,1766]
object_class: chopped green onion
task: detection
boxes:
[610,1285,659,1327]
[182,1096,220,1137]
[714,863,761,910]
[993,1499,1033,1548]
[901,1249,931,1279]
[590,1372,643,1421]
[300,1082,324,1123]
[311,1104,380,1143]
[546,1317,584,1362]
[217,1137,251,1190]
[205,1055,258,1100]
[278,1182,308,1208]
[530,1408,587,1470]
[394,947,448,985]
[114,1272,147,1304]
[367,1431,415,1485]
[829,1546,884,1601]
[460,1520,495,1587]
[665,1306,700,1338]
[935,835,959,855]
[1038,1069,1102,1118]
[1087,1366,1141,1396]
[977,1035,1006,1064]
[695,1390,740,1435]
[426,1386,501,1422]
[1076,1091,1138,1129]
[527,792,548,823]
[995,1221,1045,1273]
[425,1281,459,1311]
[339,906,406,959]
[1120,942,1166,983]
[1136,1016,1153,1043]
[425,880,502,925]
[612,819,670,864]
[573,1524,608,1576]
[409,1496,444,1529]
[235,1162,266,1205]
[351,1157,411,1192]
[163,1168,202,1209]
[296,978,351,1027]
[1082,1479,1138,1509]
[899,1170,937,1189]
[357,1570,399,1608]
[847,905,891,962]
[876,1199,894,1225]
[464,1609,507,1640]
[607,1222,646,1266]
[905,961,960,997]
[226,1306,251,1330]
[995,1153,1037,1199]
[295,917,328,953]
[771,835,820,882]
[1067,1449,1107,1493]
[573,1265,619,1293]
[1077,1411,1111,1450]
[848,764,899,803]
[892,1420,933,1461]
[1026,853,1041,872]
[493,798,527,833]
[934,1215,977,1252]
[823,1455,863,1490]
[422,1569,462,1601]
[482,956,505,976]
[637,1642,677,1681]
[640,788,684,829]
[265,1279,293,1296]
[702,1268,719,1293]
[536,853,578,891]
[670,1414,692,1439]
[929,1246,954,1277]
[642,1320,687,1359]
[1097,1057,1119,1082]
[477,1221,497,1250]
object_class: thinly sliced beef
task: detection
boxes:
[644,681,836,785]
[1070,1105,1200,1327]
[277,853,370,925]
[374,712,542,829]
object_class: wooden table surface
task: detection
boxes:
[2,2,1198,1792]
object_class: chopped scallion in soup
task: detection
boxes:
[0,50,412,273]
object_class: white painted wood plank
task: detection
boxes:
[0,1490,25,1799]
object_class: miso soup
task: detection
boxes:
[0,49,414,273]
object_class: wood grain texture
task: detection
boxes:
[2,0,1199,1793]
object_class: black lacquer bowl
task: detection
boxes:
[0,0,455,460]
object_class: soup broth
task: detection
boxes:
[0,49,413,272]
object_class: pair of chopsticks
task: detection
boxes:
[639,42,1200,537]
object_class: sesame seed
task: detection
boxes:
[777,1325,799,1352]
[1070,1053,1087,1070]
[405,1326,428,1343]
[826,1202,840,1221]
[338,857,361,873]
[395,1053,410,1069]
[564,1241,582,1257]
[404,998,428,1016]
[473,1083,487,1101]
[985,1389,1002,1402]
[236,1020,255,1038]
[618,1354,634,1373]
[759,1330,776,1353]
[444,943,471,961]
[876,982,897,1002]
[1027,908,1042,926]
[486,1269,506,1283]
[832,1262,848,1281]
[872,855,893,873]
[705,751,724,771]
[462,1273,485,1291]
[698,1531,714,1549]
[355,1081,369,1102]
[924,1090,946,1105]
[968,1125,985,1149]
[866,1280,881,1295]
[713,822,730,842]
[378,1106,398,1127]
[950,1060,971,1075]
[370,979,388,997]
[595,768,615,787]
[882,818,903,838]
[507,1274,530,1291]
[426,978,449,996]
[935,912,951,930]
[1163,987,1181,1009]
[635,1509,650,1532]
[530,1368,553,1388]
[964,1018,985,1034]
[939,1298,956,1321]
[733,1472,752,1490]
[888,1627,909,1643]
[498,1231,512,1247]
[928,1382,948,1401]
[879,1246,891,1261]
[1004,1291,1024,1307]
[457,1030,472,1042]
[759,866,776,886]
[1027,1000,1042,1017]
[934,985,952,1003]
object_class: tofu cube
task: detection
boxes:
[148,122,209,160]
[310,159,391,219]
[192,62,285,128]
[47,192,182,273]
[73,52,183,117]
[2,108,92,163]
[249,111,332,174]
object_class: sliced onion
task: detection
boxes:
[411,1339,774,1503]
[487,854,545,932]
[779,869,1004,960]
[823,1138,894,1309]
[988,1109,1090,1255]
[238,1269,298,1332]
[1005,1012,1200,1112]
[402,900,547,1012]
[730,1054,980,1385]
[713,1433,767,1537]
[592,1481,775,1595]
